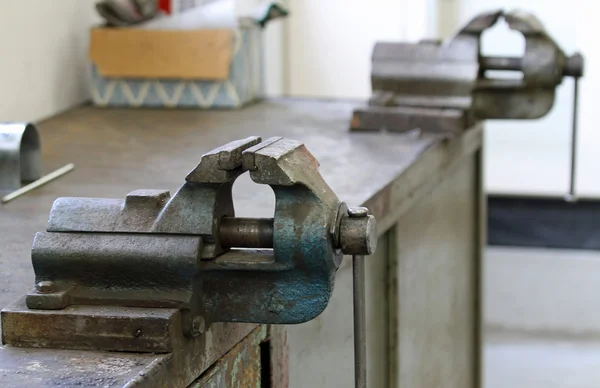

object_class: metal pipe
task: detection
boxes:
[353,254,367,388]
[219,217,274,248]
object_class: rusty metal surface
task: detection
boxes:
[0,98,450,386]
[1,321,256,388]
[2,298,181,352]
[189,326,266,388]
[4,135,378,350]
[0,346,161,387]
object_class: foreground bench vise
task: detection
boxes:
[2,135,376,387]
[0,99,484,387]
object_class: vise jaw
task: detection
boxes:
[351,9,584,133]
[1,136,376,351]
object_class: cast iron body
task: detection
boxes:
[351,9,584,133]
[3,136,376,348]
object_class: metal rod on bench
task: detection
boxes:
[1,163,74,204]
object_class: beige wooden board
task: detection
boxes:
[89,28,233,80]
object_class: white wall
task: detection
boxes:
[0,1,286,123]
[286,0,427,99]
[262,10,287,97]
[0,1,101,122]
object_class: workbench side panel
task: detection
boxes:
[0,100,442,387]
[286,233,390,388]
[188,326,265,388]
[394,155,478,388]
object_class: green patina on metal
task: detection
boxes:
[190,326,267,388]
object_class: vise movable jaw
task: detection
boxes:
[9,136,376,341]
[351,9,584,133]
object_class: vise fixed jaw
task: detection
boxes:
[3,136,376,349]
[351,9,584,133]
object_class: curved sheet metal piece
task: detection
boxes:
[0,123,42,194]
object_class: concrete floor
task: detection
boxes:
[485,333,600,388]
[484,247,600,387]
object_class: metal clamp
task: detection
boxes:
[350,9,584,201]
[352,9,583,130]
[2,136,377,373]
[0,123,42,195]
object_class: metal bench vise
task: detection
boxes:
[350,9,584,201]
[351,9,583,134]
[1,136,376,359]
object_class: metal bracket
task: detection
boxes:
[0,123,42,195]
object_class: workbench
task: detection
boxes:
[0,98,483,387]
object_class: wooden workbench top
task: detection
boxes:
[0,98,478,387]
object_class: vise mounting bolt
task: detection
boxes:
[1,136,376,387]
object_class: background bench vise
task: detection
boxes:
[1,136,376,353]
[350,9,584,134]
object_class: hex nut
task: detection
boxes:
[35,281,55,294]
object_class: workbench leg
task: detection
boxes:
[268,325,290,388]
[390,155,480,388]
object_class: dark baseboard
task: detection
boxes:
[488,196,600,250]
